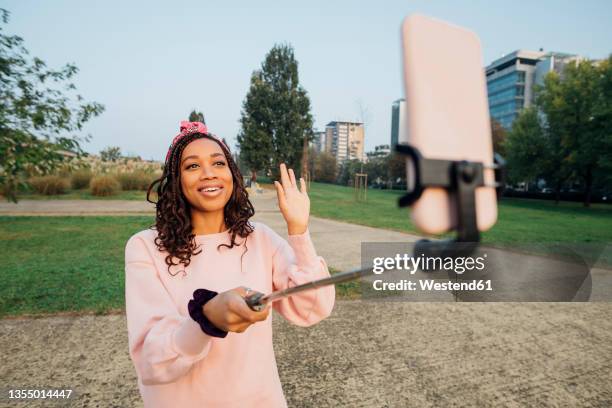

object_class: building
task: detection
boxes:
[325,121,365,163]
[485,49,580,129]
[533,52,584,86]
[310,130,327,153]
[390,98,406,150]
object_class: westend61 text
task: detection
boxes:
[372,279,493,291]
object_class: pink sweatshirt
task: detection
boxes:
[124,221,335,408]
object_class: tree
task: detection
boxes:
[100,146,121,162]
[237,71,274,181]
[491,117,507,156]
[504,56,612,205]
[237,44,314,181]
[363,145,391,187]
[504,107,553,188]
[314,152,337,183]
[188,110,205,124]
[305,146,318,181]
[535,58,611,206]
[593,56,612,194]
[337,159,362,186]
[388,152,406,187]
[0,9,104,202]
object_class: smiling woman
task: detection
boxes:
[179,139,235,233]
[124,121,335,407]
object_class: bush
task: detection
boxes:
[71,170,93,190]
[28,175,70,195]
[115,171,153,191]
[90,175,120,196]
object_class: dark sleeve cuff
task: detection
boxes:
[187,289,228,338]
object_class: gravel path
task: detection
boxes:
[2,302,611,407]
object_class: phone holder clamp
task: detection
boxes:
[394,143,506,257]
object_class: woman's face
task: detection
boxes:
[179,138,234,213]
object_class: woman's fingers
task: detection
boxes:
[232,295,270,323]
[299,177,307,194]
[288,168,297,187]
[274,180,287,209]
[279,163,291,190]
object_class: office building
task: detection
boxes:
[310,130,327,153]
[390,98,406,150]
[485,49,580,129]
[325,121,365,162]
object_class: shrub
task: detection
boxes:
[115,171,152,191]
[71,170,93,190]
[28,175,70,195]
[90,175,120,196]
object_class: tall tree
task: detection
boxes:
[237,71,274,181]
[593,56,612,194]
[490,117,507,156]
[504,107,554,188]
[314,152,337,183]
[237,44,314,181]
[536,58,611,206]
[188,110,205,124]
[0,9,104,201]
[504,56,612,205]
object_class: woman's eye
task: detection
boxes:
[214,161,226,166]
[186,163,198,169]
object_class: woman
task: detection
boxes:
[124,121,335,408]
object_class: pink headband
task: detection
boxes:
[165,121,227,162]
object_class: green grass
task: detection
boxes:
[0,216,363,318]
[305,182,611,266]
[305,182,612,244]
[0,216,154,317]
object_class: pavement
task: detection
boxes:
[1,191,611,407]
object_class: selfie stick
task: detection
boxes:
[245,144,506,311]
[245,266,375,311]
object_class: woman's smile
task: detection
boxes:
[197,184,225,198]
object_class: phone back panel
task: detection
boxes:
[401,14,497,234]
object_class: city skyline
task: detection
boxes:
[5,1,612,160]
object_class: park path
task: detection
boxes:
[1,191,611,407]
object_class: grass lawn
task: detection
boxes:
[306,182,611,267]
[0,216,360,317]
[306,182,612,244]
[0,216,153,317]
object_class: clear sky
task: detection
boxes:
[5,0,612,160]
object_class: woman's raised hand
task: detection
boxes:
[203,287,270,333]
[273,163,310,236]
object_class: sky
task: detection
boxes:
[4,0,612,160]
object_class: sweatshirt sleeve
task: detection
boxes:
[269,227,335,327]
[125,233,212,386]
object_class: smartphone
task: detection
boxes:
[400,14,497,234]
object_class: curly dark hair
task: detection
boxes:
[146,132,255,276]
